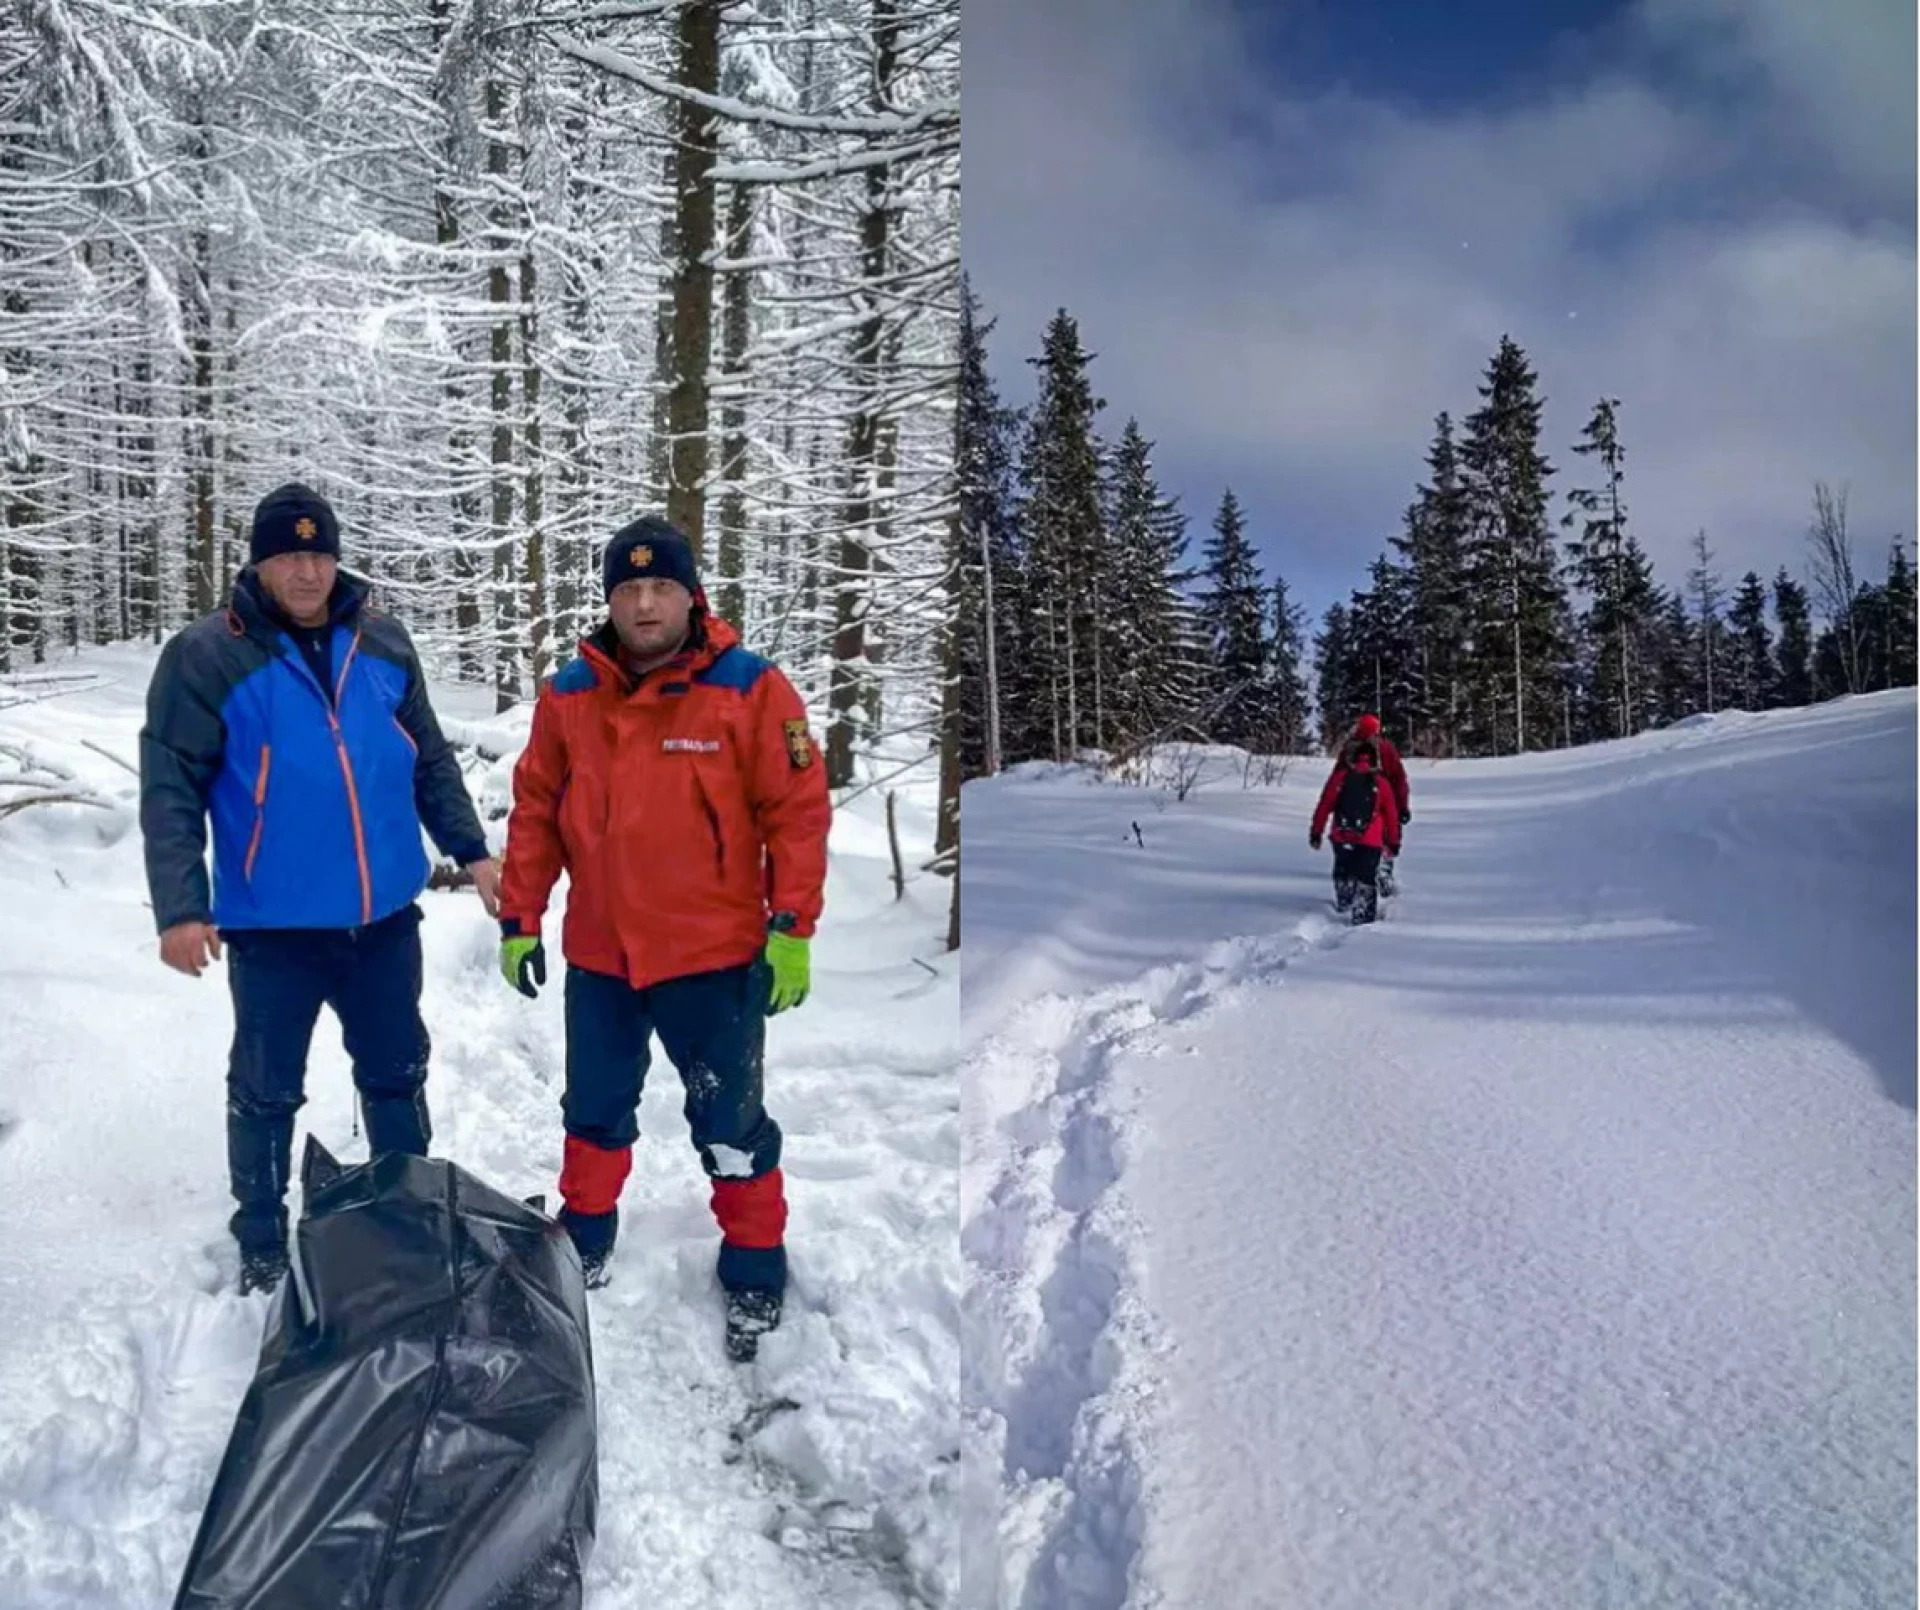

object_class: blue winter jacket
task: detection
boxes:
[139,569,489,932]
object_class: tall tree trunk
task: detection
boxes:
[715,181,752,627]
[432,0,482,682]
[826,0,899,788]
[186,111,217,617]
[487,77,518,713]
[521,246,548,686]
[980,513,1003,775]
[663,0,721,551]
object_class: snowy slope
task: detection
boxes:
[962,695,1916,1610]
[0,644,958,1609]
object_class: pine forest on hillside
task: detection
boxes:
[958,289,1917,776]
[1,0,960,816]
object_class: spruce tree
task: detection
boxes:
[1198,488,1266,745]
[1884,539,1916,688]
[1391,412,1472,755]
[1458,336,1565,754]
[956,281,1023,777]
[1265,572,1312,754]
[1313,603,1354,751]
[1771,569,1814,708]
[1017,309,1106,760]
[1562,398,1655,740]
[1648,588,1696,725]
[1345,556,1418,740]
[1726,571,1772,711]
[1687,529,1725,713]
[1103,418,1199,748]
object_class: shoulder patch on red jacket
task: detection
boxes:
[784,718,813,769]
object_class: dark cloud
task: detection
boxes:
[964,0,1916,613]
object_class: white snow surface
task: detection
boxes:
[0,644,958,1608]
[962,695,1916,1610]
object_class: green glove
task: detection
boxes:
[500,934,546,999]
[763,931,810,1015]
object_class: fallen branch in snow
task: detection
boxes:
[0,790,115,820]
[81,738,140,777]
[0,670,116,710]
[0,744,122,820]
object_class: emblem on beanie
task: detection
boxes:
[784,718,813,770]
[630,544,653,569]
[295,516,317,541]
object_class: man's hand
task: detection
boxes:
[1308,832,1323,851]
[764,931,810,1015]
[160,922,223,977]
[500,934,546,999]
[467,856,502,917]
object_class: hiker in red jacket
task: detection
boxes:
[1309,734,1401,925]
[1347,713,1409,894]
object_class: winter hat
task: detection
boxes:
[1353,713,1382,739]
[602,515,705,605]
[250,483,340,565]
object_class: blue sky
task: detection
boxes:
[964,0,1916,628]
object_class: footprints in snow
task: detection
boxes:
[970,912,1358,1609]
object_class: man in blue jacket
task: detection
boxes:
[139,483,499,1293]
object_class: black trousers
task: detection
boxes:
[223,903,431,1254]
[1332,844,1383,923]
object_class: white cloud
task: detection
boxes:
[964,0,1916,603]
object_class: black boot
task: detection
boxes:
[1332,877,1354,912]
[724,1289,783,1362]
[228,1107,294,1274]
[560,1206,617,1289]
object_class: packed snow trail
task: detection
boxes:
[964,695,1915,1610]
[0,644,959,1609]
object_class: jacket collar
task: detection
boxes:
[579,610,741,693]
[230,566,368,642]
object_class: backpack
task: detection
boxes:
[1332,767,1379,836]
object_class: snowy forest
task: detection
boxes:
[0,0,959,803]
[958,289,1918,774]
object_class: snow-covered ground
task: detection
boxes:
[0,643,958,1608]
[962,695,1916,1610]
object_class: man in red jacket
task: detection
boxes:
[496,516,831,1361]
[1348,713,1410,893]
[1309,734,1401,925]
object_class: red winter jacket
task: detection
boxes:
[1349,726,1410,819]
[1311,756,1402,854]
[498,613,831,991]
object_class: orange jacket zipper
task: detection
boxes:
[328,632,373,924]
[244,744,272,881]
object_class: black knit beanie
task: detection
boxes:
[602,515,703,604]
[250,483,340,565]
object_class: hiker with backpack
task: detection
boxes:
[1344,713,1410,893]
[1309,733,1402,925]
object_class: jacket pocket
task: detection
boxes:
[244,745,272,882]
